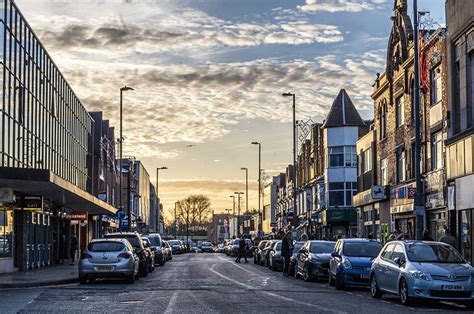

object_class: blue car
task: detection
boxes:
[328,239,383,290]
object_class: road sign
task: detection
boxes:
[116,208,126,220]
[120,215,129,230]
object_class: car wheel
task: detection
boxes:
[335,271,345,290]
[79,276,87,284]
[128,273,135,284]
[303,264,311,282]
[399,278,412,306]
[141,265,148,277]
[328,273,335,286]
[135,271,140,281]
[370,274,383,299]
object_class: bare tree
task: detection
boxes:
[176,195,212,229]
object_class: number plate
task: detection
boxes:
[95,266,113,271]
[360,274,369,279]
[442,285,463,291]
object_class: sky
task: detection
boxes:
[16,0,445,218]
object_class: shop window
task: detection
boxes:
[430,64,442,106]
[362,148,372,173]
[396,95,404,127]
[431,132,443,171]
[381,158,388,185]
[0,209,13,258]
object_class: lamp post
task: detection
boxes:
[119,85,134,231]
[282,92,297,229]
[240,167,249,225]
[229,195,236,235]
[251,141,262,235]
[234,192,244,235]
[156,166,167,232]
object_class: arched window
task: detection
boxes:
[379,100,387,140]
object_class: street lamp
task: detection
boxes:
[229,195,235,237]
[119,85,134,231]
[234,192,244,235]
[156,166,168,232]
[240,166,249,218]
[251,141,262,235]
[282,92,297,230]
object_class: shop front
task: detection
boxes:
[454,174,474,265]
[353,186,388,240]
[425,169,447,241]
[390,182,416,240]
[321,208,357,239]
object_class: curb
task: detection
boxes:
[0,277,78,289]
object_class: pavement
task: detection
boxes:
[0,263,78,288]
[0,253,471,313]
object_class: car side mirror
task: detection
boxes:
[144,242,150,248]
[162,243,166,248]
[331,251,340,258]
[393,257,405,267]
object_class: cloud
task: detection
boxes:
[298,0,388,13]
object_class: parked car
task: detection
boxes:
[224,240,233,256]
[169,240,183,254]
[268,241,284,271]
[231,239,253,257]
[179,240,187,253]
[295,241,335,281]
[104,232,152,277]
[370,241,474,306]
[328,239,383,290]
[254,240,269,265]
[144,234,165,266]
[262,240,279,266]
[216,243,225,253]
[288,241,307,276]
[79,239,139,284]
[201,242,214,253]
[141,237,156,270]
[163,241,172,261]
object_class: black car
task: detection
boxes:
[104,232,152,277]
[146,234,166,266]
[268,241,283,271]
[168,240,183,254]
[288,241,307,276]
[295,240,336,281]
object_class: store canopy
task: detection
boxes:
[0,167,117,215]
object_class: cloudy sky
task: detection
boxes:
[16,0,444,217]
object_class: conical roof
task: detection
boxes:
[322,89,365,128]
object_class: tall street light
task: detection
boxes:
[119,85,134,231]
[156,166,168,232]
[251,141,262,235]
[234,192,244,235]
[229,195,235,237]
[240,166,249,216]
[282,92,297,229]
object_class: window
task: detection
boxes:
[381,158,387,185]
[329,146,344,167]
[396,95,404,127]
[379,101,387,140]
[432,132,443,170]
[0,209,13,258]
[469,52,474,128]
[328,182,356,207]
[345,146,357,167]
[430,65,442,105]
[362,148,372,173]
[397,149,406,182]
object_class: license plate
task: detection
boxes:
[360,274,369,279]
[442,285,463,291]
[95,266,113,271]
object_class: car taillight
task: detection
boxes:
[118,253,131,259]
[81,253,92,260]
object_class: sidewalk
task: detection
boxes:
[0,264,78,288]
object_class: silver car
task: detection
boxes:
[79,239,140,284]
[370,241,474,305]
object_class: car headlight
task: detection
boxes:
[409,270,430,281]
[342,258,352,269]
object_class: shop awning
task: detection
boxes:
[0,167,117,215]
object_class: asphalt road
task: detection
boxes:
[1,253,472,313]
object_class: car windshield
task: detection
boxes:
[106,235,140,247]
[142,238,151,245]
[407,243,465,263]
[310,242,335,254]
[88,242,125,252]
[202,242,212,246]
[292,242,305,254]
[343,242,382,257]
[169,240,180,246]
[147,237,161,246]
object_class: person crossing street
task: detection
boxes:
[235,235,248,263]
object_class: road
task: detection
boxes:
[1,253,471,313]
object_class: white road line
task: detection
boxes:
[209,263,347,314]
[164,290,179,314]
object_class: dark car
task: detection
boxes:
[163,241,172,261]
[104,232,152,277]
[200,242,214,253]
[268,241,284,271]
[145,234,166,266]
[254,240,268,265]
[168,240,183,254]
[141,237,156,271]
[262,240,279,266]
[328,239,383,290]
[295,240,336,281]
[288,241,307,276]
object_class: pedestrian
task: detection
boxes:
[422,229,434,241]
[440,229,457,250]
[299,232,308,241]
[281,232,292,277]
[367,233,374,239]
[69,233,78,265]
[235,235,247,263]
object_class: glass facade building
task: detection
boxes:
[0,0,92,190]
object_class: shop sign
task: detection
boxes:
[390,203,413,214]
[426,191,444,209]
[354,186,387,207]
[371,186,386,199]
[390,183,416,200]
[455,175,474,210]
[425,169,445,194]
[18,195,43,211]
[71,213,87,220]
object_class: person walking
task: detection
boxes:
[235,235,247,263]
[281,232,292,277]
[440,228,458,250]
[69,233,78,265]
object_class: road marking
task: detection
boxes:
[209,263,346,314]
[164,290,179,314]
